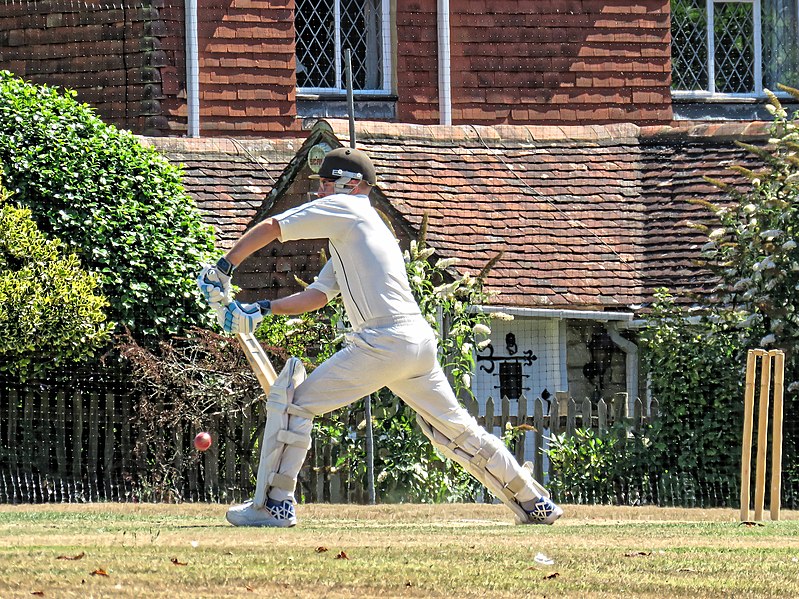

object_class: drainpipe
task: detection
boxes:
[607,323,639,417]
[185,0,200,137]
[437,0,452,125]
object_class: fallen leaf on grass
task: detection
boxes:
[90,569,109,577]
[405,581,413,587]
[31,592,44,596]
[740,521,765,527]
[543,572,560,580]
[170,557,188,566]
[315,546,329,553]
[678,568,697,573]
[624,551,652,558]
[56,552,85,561]
[335,551,349,560]
[245,586,254,592]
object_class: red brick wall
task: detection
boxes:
[0,0,181,135]
[397,0,672,125]
[0,0,672,135]
[0,0,301,137]
[194,0,300,137]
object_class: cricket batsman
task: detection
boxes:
[197,147,563,527]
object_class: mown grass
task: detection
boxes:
[0,503,797,598]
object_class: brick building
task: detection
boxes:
[0,0,675,136]
[0,1,791,403]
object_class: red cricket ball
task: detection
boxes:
[194,431,212,452]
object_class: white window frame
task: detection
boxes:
[672,0,798,99]
[297,0,393,96]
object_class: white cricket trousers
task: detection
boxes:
[268,315,540,504]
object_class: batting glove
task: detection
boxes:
[218,299,272,334]
[197,257,235,306]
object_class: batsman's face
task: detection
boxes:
[315,178,336,198]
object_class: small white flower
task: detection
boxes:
[477,338,492,350]
[709,228,725,240]
[418,247,435,260]
[461,342,473,355]
[436,257,461,269]
[357,419,366,430]
[461,373,471,388]
[744,204,757,214]
[490,311,514,321]
[377,470,389,483]
[472,323,491,336]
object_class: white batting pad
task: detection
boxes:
[416,414,544,524]
[253,357,311,507]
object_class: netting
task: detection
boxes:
[0,0,798,512]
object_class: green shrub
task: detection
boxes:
[0,71,216,342]
[545,425,656,505]
[0,184,113,378]
[639,289,746,504]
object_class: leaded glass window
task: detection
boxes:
[672,0,799,96]
[295,0,391,94]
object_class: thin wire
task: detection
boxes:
[466,124,629,264]
[226,138,277,184]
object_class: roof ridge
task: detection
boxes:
[318,119,641,144]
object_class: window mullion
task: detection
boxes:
[707,1,716,94]
[382,0,392,92]
[754,0,762,93]
[334,0,343,91]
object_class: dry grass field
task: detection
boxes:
[1,503,797,598]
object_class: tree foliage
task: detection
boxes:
[0,183,113,379]
[639,290,746,490]
[695,85,799,377]
[0,71,216,343]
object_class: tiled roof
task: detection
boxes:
[282,119,767,311]
[145,119,769,313]
[140,137,301,249]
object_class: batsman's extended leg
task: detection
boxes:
[390,366,563,525]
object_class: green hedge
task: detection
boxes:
[0,185,113,378]
[0,71,215,342]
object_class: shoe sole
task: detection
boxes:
[225,512,297,528]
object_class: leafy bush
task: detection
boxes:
[0,183,113,379]
[639,289,746,505]
[0,71,215,342]
[694,85,799,380]
[688,86,799,505]
[545,425,656,505]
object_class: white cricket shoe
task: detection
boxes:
[225,498,297,527]
[521,496,564,525]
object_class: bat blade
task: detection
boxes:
[236,333,278,394]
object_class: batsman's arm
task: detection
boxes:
[270,289,328,315]
[224,218,281,269]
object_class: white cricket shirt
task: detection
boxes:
[275,193,421,330]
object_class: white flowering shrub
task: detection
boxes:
[694,85,799,379]
[403,214,499,399]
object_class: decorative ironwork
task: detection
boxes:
[476,343,537,375]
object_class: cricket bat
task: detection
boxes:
[236,332,278,394]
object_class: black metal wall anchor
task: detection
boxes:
[476,344,537,374]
